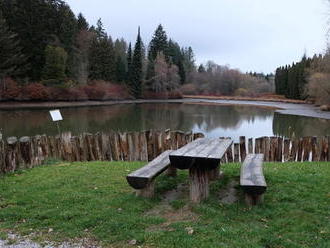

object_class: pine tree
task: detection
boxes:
[198,64,206,73]
[126,42,132,83]
[146,24,169,82]
[168,39,186,84]
[88,19,116,81]
[0,13,26,81]
[77,13,89,31]
[114,38,127,82]
[129,27,143,98]
[182,46,195,73]
[148,24,168,61]
[42,45,68,82]
[0,0,77,80]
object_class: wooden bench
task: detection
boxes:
[126,150,173,198]
[240,154,267,206]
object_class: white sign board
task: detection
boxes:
[49,109,63,122]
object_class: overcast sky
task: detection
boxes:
[66,0,328,73]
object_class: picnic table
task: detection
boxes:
[169,138,233,203]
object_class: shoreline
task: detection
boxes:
[0,98,329,120]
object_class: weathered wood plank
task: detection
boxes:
[240,154,266,190]
[126,150,172,190]
[283,139,290,162]
[169,138,231,170]
[234,143,240,162]
[264,137,270,162]
[226,144,233,163]
[240,153,266,206]
[248,138,253,154]
[169,138,205,157]
[207,139,233,159]
[277,137,283,162]
[5,137,19,172]
[239,136,247,161]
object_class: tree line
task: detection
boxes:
[275,53,330,106]
[0,0,195,100]
[275,55,315,99]
[181,61,274,96]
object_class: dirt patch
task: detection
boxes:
[145,184,199,232]
[218,180,239,204]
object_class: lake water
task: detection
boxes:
[0,103,329,141]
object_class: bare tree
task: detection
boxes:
[148,52,180,93]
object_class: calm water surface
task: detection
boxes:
[0,103,329,141]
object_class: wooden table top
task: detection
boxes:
[169,138,233,170]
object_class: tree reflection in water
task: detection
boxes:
[0,103,329,139]
[273,112,330,138]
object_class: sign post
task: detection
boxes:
[49,109,63,137]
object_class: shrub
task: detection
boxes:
[180,83,198,95]
[23,83,49,101]
[105,83,131,100]
[234,88,251,97]
[82,83,107,100]
[0,77,21,100]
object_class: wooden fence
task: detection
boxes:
[0,130,204,174]
[0,131,329,174]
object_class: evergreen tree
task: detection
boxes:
[0,0,77,80]
[146,24,169,82]
[126,42,132,83]
[168,39,186,84]
[115,56,126,82]
[88,19,116,81]
[129,27,143,98]
[148,24,168,61]
[275,55,314,99]
[198,64,206,73]
[114,38,127,82]
[77,13,89,31]
[0,13,26,81]
[182,46,196,73]
[42,45,68,82]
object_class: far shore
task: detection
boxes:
[0,97,329,120]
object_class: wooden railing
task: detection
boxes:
[0,131,329,174]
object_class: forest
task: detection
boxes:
[0,0,276,101]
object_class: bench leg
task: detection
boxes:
[136,181,155,198]
[189,167,209,203]
[244,193,264,206]
[166,164,177,177]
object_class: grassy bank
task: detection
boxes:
[0,161,329,247]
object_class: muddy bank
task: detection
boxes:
[0,98,329,120]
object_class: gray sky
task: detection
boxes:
[66,0,328,73]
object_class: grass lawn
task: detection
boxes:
[0,160,329,248]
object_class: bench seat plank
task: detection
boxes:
[126,150,172,190]
[240,154,266,195]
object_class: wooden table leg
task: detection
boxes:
[208,166,220,181]
[166,164,177,177]
[189,166,209,203]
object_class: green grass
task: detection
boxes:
[0,161,329,248]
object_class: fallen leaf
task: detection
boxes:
[185,227,194,235]
[128,239,137,245]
